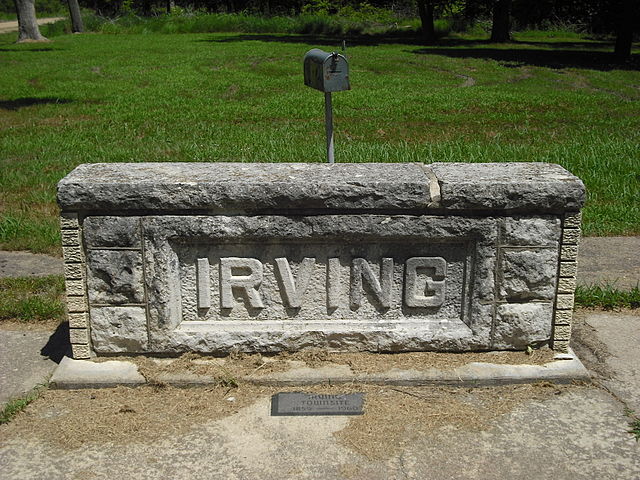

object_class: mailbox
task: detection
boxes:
[303,49,350,93]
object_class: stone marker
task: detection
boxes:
[57,162,585,359]
[271,392,365,416]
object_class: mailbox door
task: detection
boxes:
[322,54,350,92]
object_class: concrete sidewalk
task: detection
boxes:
[578,237,640,290]
[0,251,62,278]
[0,326,68,405]
[0,251,66,405]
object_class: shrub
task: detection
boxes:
[32,7,423,37]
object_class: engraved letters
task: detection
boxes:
[405,257,446,307]
[220,257,264,309]
[274,257,315,308]
[326,257,341,310]
[350,258,393,309]
[199,256,447,311]
[196,258,211,309]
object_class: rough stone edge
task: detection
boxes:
[552,211,581,353]
[419,164,441,208]
[48,349,589,389]
[84,218,148,352]
[61,212,91,360]
[57,163,433,212]
[429,162,586,213]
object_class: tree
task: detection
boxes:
[490,0,511,42]
[13,0,48,42]
[417,0,436,44]
[614,0,635,58]
[67,0,84,33]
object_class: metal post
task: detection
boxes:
[324,92,334,164]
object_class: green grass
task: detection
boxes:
[0,386,43,424]
[575,285,640,310]
[1,30,639,253]
[629,411,640,441]
[0,275,66,322]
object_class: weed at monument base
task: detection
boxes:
[0,385,45,425]
[625,409,640,441]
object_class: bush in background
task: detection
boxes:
[38,5,422,37]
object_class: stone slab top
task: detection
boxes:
[57,162,432,213]
[430,162,585,212]
[57,162,585,214]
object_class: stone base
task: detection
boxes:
[49,349,590,389]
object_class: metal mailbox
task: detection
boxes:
[303,49,350,93]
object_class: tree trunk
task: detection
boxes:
[13,0,48,42]
[166,0,175,14]
[490,0,511,43]
[141,0,151,16]
[417,0,436,45]
[614,0,634,58]
[67,0,84,33]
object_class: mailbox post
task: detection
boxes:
[324,90,334,164]
[303,49,350,163]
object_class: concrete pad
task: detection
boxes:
[396,388,640,480]
[49,356,146,389]
[0,387,637,480]
[48,350,590,389]
[154,371,218,386]
[0,251,63,278]
[578,237,640,289]
[583,311,640,412]
[251,351,589,387]
[0,329,64,406]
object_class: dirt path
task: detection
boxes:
[0,16,65,34]
[0,251,62,278]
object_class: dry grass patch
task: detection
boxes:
[335,382,580,460]
[123,347,557,382]
[325,348,556,373]
[0,381,584,458]
[0,384,269,449]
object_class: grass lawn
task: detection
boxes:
[0,275,65,322]
[1,29,638,254]
[575,284,640,310]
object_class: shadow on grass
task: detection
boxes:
[41,322,70,363]
[201,32,425,47]
[205,34,638,71]
[0,46,58,52]
[411,45,639,71]
[0,97,73,111]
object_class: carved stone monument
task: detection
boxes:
[57,162,584,359]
